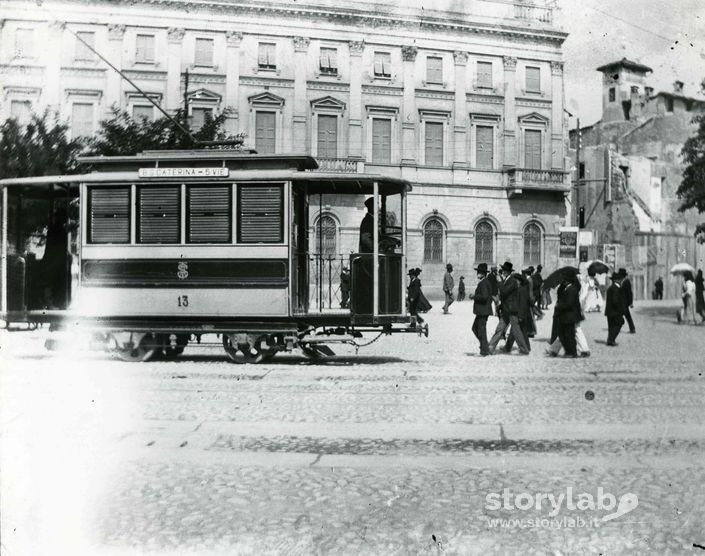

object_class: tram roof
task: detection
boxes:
[0,170,411,193]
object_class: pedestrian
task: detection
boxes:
[457,276,466,302]
[469,263,492,356]
[442,263,455,314]
[339,266,350,308]
[488,266,501,316]
[654,276,664,300]
[695,269,705,322]
[618,268,636,333]
[679,271,697,325]
[554,268,582,357]
[415,268,433,314]
[488,261,530,355]
[407,268,430,325]
[532,265,544,318]
[605,272,625,346]
[546,275,590,357]
[503,270,533,353]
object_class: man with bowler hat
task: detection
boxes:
[489,261,530,355]
[469,263,492,356]
[618,268,636,333]
[605,271,625,345]
[554,267,582,357]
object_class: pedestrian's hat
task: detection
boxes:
[500,261,513,273]
[414,267,422,275]
[527,266,535,273]
[460,275,465,280]
[618,267,628,276]
[474,263,489,274]
[364,197,374,209]
[610,272,621,281]
[407,268,416,276]
[536,264,542,271]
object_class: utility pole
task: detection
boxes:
[575,117,581,227]
[183,69,190,131]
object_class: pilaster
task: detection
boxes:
[105,24,126,114]
[551,61,565,169]
[166,27,185,111]
[452,50,468,168]
[503,55,517,167]
[293,36,310,154]
[348,40,364,159]
[401,46,418,165]
[225,31,242,135]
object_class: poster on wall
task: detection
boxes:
[558,226,579,259]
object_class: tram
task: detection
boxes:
[0,150,426,362]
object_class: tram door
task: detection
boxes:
[291,185,309,314]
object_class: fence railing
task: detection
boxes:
[513,2,553,24]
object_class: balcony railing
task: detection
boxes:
[314,157,362,173]
[513,2,553,24]
[504,167,570,194]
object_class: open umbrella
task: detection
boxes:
[587,259,609,276]
[542,266,580,290]
[670,262,695,276]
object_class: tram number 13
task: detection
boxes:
[177,295,190,307]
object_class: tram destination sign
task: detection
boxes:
[138,167,230,178]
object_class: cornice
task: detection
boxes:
[240,75,295,88]
[516,97,552,108]
[60,65,108,77]
[82,0,568,45]
[466,92,503,104]
[0,63,45,76]
[123,68,168,81]
[307,81,350,92]
[416,88,455,100]
[362,84,403,96]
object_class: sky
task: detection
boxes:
[558,0,705,126]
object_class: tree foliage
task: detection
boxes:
[677,112,705,242]
[88,106,242,156]
[0,110,85,178]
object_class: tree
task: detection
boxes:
[0,110,85,178]
[88,106,243,156]
[677,112,705,242]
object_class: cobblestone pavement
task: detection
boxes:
[1,300,704,555]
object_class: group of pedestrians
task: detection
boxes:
[678,269,705,324]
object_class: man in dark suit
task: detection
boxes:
[605,272,625,345]
[618,268,636,333]
[532,265,544,317]
[469,263,492,356]
[503,271,533,352]
[554,268,582,357]
[407,268,425,325]
[489,261,530,355]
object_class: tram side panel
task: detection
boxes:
[76,182,290,321]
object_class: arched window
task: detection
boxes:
[423,218,444,263]
[475,220,494,263]
[523,222,542,266]
[314,215,337,257]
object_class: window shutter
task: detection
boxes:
[476,125,494,169]
[424,121,444,165]
[427,57,442,83]
[371,118,391,163]
[238,184,283,243]
[317,114,338,158]
[138,186,180,244]
[523,223,541,266]
[89,187,130,244]
[255,111,276,154]
[188,185,231,243]
[524,129,542,169]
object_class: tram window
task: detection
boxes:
[89,187,130,244]
[138,186,180,244]
[237,184,283,244]
[187,185,231,243]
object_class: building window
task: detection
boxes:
[10,100,32,126]
[423,218,444,263]
[525,66,541,92]
[135,34,155,63]
[14,28,34,58]
[371,118,392,163]
[71,102,94,137]
[319,47,338,75]
[424,121,444,166]
[191,107,212,131]
[474,220,494,263]
[75,31,96,61]
[609,87,616,103]
[132,105,154,121]
[255,111,276,154]
[523,222,542,266]
[476,125,494,169]
[524,129,542,169]
[314,215,337,257]
[258,42,276,70]
[194,38,214,67]
[665,97,674,112]
[426,56,443,84]
[317,114,338,158]
[477,61,492,88]
[374,52,391,78]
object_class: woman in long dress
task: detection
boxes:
[583,274,604,313]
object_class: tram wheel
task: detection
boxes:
[223,335,273,364]
[115,333,160,362]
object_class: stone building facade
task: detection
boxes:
[1,0,570,296]
[570,58,705,300]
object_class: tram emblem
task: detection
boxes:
[177,261,189,280]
